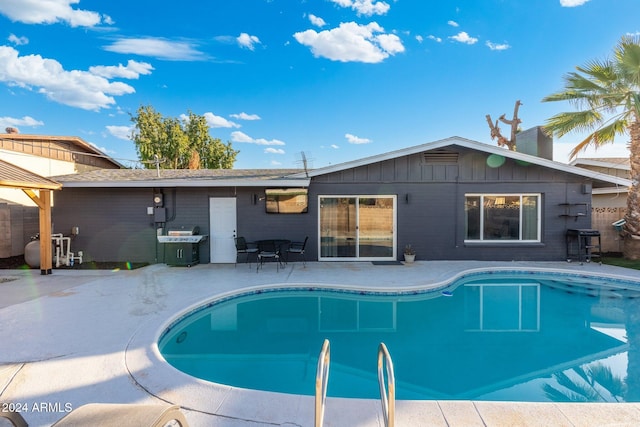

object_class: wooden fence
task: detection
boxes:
[592,207,626,253]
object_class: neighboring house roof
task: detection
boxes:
[0,159,62,190]
[570,158,630,195]
[570,157,630,170]
[290,136,631,188]
[53,168,310,188]
[0,133,124,169]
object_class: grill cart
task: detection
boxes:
[566,228,601,264]
[157,226,207,267]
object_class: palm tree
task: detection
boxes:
[542,35,640,259]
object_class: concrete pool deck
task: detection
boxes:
[1,260,640,426]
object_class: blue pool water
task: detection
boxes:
[159,271,640,402]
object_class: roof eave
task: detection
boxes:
[0,179,62,191]
[593,186,629,195]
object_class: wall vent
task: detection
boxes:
[422,150,459,164]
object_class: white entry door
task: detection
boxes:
[209,197,237,263]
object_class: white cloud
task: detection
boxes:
[486,41,510,51]
[448,20,459,27]
[449,32,478,45]
[329,0,390,17]
[0,46,135,111]
[428,35,442,43]
[255,137,286,146]
[106,125,132,140]
[230,131,253,143]
[89,60,154,79]
[415,35,423,43]
[309,14,326,27]
[560,0,590,6]
[330,144,339,149]
[231,131,285,145]
[264,147,285,154]
[237,33,261,50]
[8,34,28,45]
[0,0,106,27]
[202,112,240,128]
[103,37,206,61]
[294,22,404,63]
[0,115,43,130]
[345,133,371,144]
[230,112,261,121]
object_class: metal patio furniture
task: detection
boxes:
[235,237,258,267]
[256,239,285,272]
[286,236,308,266]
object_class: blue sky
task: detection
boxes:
[0,0,638,169]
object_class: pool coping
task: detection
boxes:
[124,264,640,426]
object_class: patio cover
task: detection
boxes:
[0,159,62,274]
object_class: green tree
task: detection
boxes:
[130,105,239,169]
[542,35,640,259]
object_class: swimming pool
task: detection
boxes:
[158,271,640,402]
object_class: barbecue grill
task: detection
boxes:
[566,228,601,264]
[157,226,206,266]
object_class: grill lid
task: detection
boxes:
[167,226,200,236]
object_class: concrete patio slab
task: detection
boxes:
[1,261,640,426]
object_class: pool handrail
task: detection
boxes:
[315,339,330,427]
[377,342,395,427]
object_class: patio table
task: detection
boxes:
[255,239,291,270]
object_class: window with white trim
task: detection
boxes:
[465,194,541,242]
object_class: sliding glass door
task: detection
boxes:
[319,195,396,260]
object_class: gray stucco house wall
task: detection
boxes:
[51,137,630,265]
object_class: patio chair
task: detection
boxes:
[257,240,283,272]
[235,237,258,267]
[285,236,308,266]
[0,403,189,427]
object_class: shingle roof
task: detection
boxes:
[53,168,310,188]
[0,159,62,190]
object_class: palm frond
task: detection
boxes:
[588,364,626,399]
[543,384,579,402]
[542,90,588,103]
[572,366,592,385]
[575,60,618,88]
[544,110,602,138]
[565,70,608,92]
[565,115,628,159]
[550,372,601,401]
[568,134,598,160]
[618,49,640,89]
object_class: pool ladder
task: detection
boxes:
[314,339,395,427]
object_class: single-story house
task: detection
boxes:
[50,136,631,265]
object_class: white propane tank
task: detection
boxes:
[24,240,40,268]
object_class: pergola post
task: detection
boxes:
[23,189,54,274]
[39,190,53,274]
